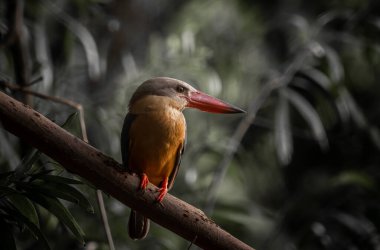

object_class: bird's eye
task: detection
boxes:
[176,85,186,93]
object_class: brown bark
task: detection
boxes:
[0,91,254,250]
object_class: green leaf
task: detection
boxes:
[36,175,84,185]
[274,91,293,165]
[332,171,374,189]
[317,11,352,28]
[18,181,93,213]
[0,171,15,180]
[334,212,373,237]
[3,206,50,250]
[369,126,380,151]
[0,218,17,250]
[284,88,329,150]
[17,182,77,203]
[291,73,341,130]
[15,149,42,179]
[43,182,93,213]
[61,112,82,137]
[7,194,39,227]
[0,129,20,168]
[29,170,54,182]
[299,68,331,89]
[27,193,86,244]
[0,186,18,197]
[340,88,367,129]
[324,44,344,83]
[61,112,79,128]
[289,15,310,42]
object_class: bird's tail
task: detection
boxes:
[128,210,150,240]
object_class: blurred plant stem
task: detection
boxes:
[95,190,115,250]
[204,48,312,215]
[1,0,33,105]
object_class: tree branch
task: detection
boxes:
[0,91,254,250]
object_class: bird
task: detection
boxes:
[121,77,244,240]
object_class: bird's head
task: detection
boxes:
[129,77,245,114]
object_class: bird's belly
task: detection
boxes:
[133,141,175,185]
[129,112,185,186]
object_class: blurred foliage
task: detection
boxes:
[0,115,94,250]
[1,0,380,249]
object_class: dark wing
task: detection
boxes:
[121,113,137,171]
[167,127,186,190]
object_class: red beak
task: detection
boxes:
[186,91,245,114]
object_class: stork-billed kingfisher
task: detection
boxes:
[121,77,244,240]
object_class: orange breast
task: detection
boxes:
[128,101,186,186]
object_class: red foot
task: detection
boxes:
[156,177,168,202]
[140,173,149,190]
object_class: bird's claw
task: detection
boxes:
[156,187,168,202]
[140,173,149,190]
[156,177,169,202]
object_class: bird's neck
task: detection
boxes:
[129,95,184,114]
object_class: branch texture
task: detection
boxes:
[0,91,254,250]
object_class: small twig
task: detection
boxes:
[1,81,115,250]
[1,81,81,109]
[1,81,89,141]
[204,49,312,215]
[96,190,116,250]
[24,76,44,87]
[188,235,198,250]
